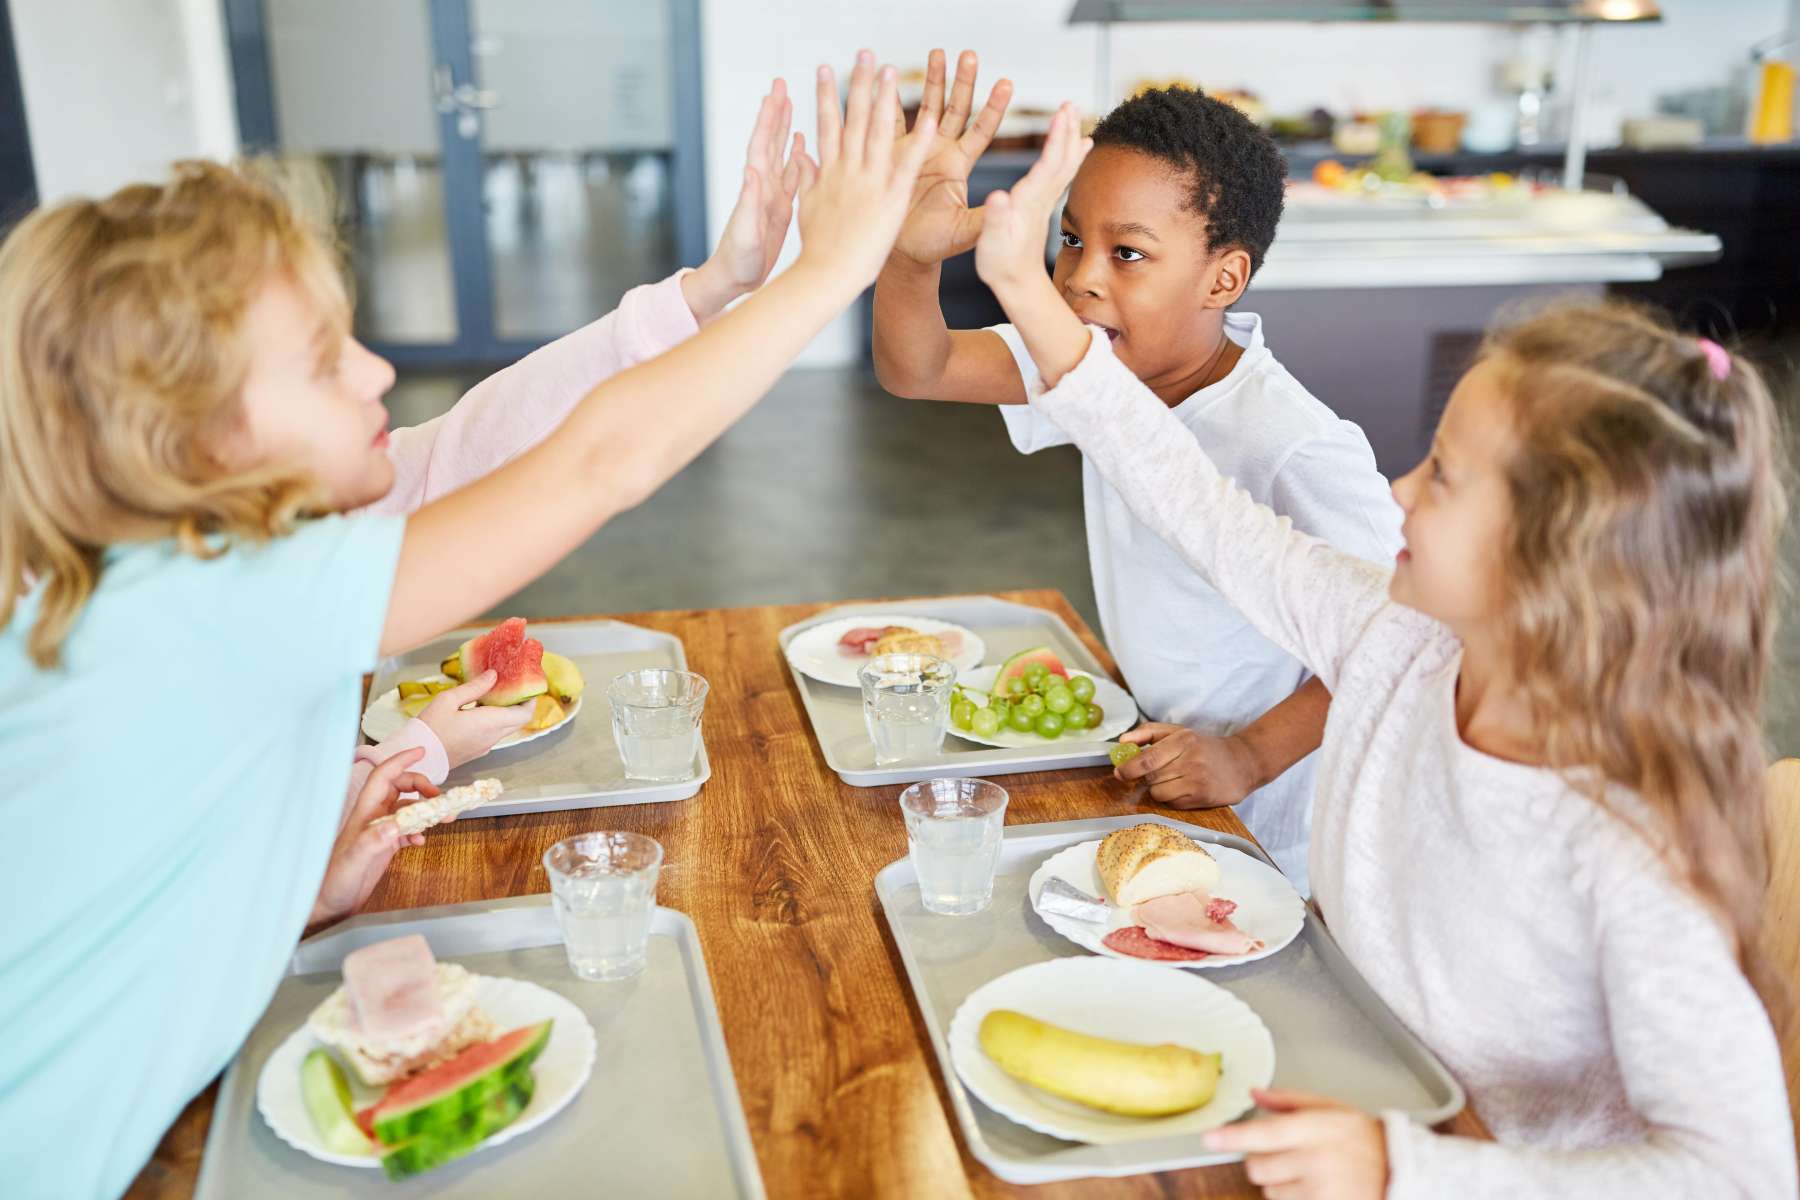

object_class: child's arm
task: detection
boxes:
[870,49,1026,405]
[378,56,936,657]
[1209,838,1797,1198]
[368,85,807,516]
[1113,677,1330,807]
[974,108,1394,689]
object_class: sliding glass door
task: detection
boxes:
[224,0,704,365]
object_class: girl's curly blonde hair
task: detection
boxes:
[1488,301,1788,1022]
[0,160,348,668]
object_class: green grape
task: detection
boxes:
[1019,694,1046,719]
[1034,710,1066,739]
[1044,684,1074,715]
[1023,662,1050,686]
[951,698,976,731]
[1064,701,1088,731]
[1109,742,1141,767]
[1069,674,1096,704]
[971,707,1002,737]
[1006,676,1029,698]
[1084,702,1105,729]
[1007,705,1035,732]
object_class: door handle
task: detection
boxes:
[433,65,501,114]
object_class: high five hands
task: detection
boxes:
[974,102,1091,292]
[684,80,809,322]
[890,49,1015,268]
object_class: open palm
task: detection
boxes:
[892,49,1013,267]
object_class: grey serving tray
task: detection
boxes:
[369,618,710,815]
[195,896,764,1199]
[781,596,1137,787]
[875,814,1465,1186]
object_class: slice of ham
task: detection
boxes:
[1131,892,1265,957]
[838,626,897,654]
[1103,926,1212,961]
[342,934,446,1044]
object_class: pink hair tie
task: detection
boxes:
[1696,337,1731,381]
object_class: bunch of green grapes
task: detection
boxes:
[949,662,1104,741]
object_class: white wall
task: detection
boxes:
[12,0,238,202]
[699,0,1787,367]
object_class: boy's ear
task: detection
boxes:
[1203,247,1253,309]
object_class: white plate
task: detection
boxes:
[948,958,1274,1145]
[361,677,581,751]
[783,614,986,690]
[1028,838,1303,969]
[948,665,1138,749]
[256,974,597,1169]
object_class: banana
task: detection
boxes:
[541,652,585,705]
[978,1009,1222,1117]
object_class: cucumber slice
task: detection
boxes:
[301,1049,376,1156]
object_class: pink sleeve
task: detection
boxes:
[361,269,702,517]
[341,719,451,828]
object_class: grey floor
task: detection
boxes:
[386,364,1800,757]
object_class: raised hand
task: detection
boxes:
[792,51,937,293]
[974,102,1089,292]
[684,81,807,322]
[890,49,1013,267]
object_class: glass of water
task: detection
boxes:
[900,778,1008,916]
[859,653,956,766]
[609,669,708,782]
[543,832,663,981]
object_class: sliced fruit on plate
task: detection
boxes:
[993,646,1067,693]
[521,693,566,733]
[541,651,585,705]
[361,1019,553,1146]
[300,1048,376,1156]
[978,1008,1222,1117]
[397,680,433,701]
[440,653,463,682]
[378,1073,536,1181]
[399,694,433,719]
[457,618,548,707]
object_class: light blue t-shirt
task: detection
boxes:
[0,515,405,1200]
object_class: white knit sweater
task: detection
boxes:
[1030,329,1795,1199]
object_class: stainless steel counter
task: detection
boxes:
[1251,188,1721,291]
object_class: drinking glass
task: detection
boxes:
[859,653,955,766]
[543,832,663,981]
[899,778,1008,916]
[609,669,708,782]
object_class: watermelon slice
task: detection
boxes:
[361,1019,552,1145]
[457,618,548,707]
[994,646,1068,692]
[379,1074,537,1181]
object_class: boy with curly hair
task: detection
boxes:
[875,54,1401,890]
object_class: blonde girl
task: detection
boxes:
[969,111,1794,1198]
[0,55,933,1199]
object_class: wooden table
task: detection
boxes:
[133,590,1485,1199]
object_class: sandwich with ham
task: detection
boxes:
[1094,824,1265,961]
[306,934,496,1086]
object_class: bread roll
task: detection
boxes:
[1096,824,1220,907]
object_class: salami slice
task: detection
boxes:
[1102,926,1211,962]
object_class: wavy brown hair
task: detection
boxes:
[0,159,347,668]
[1487,301,1788,1021]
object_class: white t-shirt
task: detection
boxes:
[993,313,1402,892]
